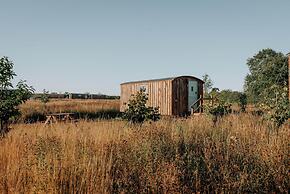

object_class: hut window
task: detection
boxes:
[138,85,147,93]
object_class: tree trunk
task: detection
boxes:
[0,118,9,137]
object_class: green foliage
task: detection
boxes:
[218,90,247,112]
[0,56,34,135]
[123,89,160,124]
[202,74,213,97]
[238,93,247,112]
[40,89,49,104]
[205,88,232,124]
[244,49,288,104]
[244,49,289,127]
[218,90,241,103]
[259,85,289,128]
[205,102,232,117]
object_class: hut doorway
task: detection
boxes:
[188,80,198,111]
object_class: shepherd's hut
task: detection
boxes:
[120,76,204,116]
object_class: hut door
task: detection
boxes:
[188,81,198,111]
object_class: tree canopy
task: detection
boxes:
[202,74,213,97]
[0,57,34,135]
[244,49,289,127]
[244,49,288,104]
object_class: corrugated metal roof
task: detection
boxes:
[121,75,204,85]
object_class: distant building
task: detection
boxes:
[120,76,204,116]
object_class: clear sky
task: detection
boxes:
[0,0,289,95]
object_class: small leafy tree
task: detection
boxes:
[238,93,247,112]
[202,74,213,98]
[0,57,34,136]
[205,88,232,126]
[260,85,289,128]
[123,89,160,124]
[40,89,49,104]
[205,101,232,126]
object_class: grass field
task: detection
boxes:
[0,113,289,193]
[19,99,121,122]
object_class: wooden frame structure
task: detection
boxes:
[44,113,76,125]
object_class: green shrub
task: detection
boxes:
[205,101,232,125]
[40,89,49,104]
[260,85,289,128]
[238,93,247,112]
[123,89,160,124]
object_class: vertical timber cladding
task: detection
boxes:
[172,76,204,116]
[172,77,188,116]
[120,76,204,116]
[149,80,173,115]
[120,79,173,115]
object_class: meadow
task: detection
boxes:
[19,99,121,122]
[0,102,289,193]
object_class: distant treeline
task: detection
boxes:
[32,92,120,100]
[218,90,243,104]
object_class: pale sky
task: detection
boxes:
[0,0,289,95]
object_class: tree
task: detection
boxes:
[218,89,241,104]
[238,93,247,112]
[260,84,289,128]
[202,74,213,98]
[204,98,232,126]
[123,89,160,124]
[244,49,289,127]
[40,89,49,104]
[244,49,288,104]
[0,57,34,136]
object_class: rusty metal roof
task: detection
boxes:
[121,75,204,85]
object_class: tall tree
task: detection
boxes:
[202,74,213,97]
[244,49,289,127]
[244,49,288,103]
[0,57,34,136]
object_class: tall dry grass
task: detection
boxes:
[19,99,120,122]
[0,114,289,193]
[20,99,120,114]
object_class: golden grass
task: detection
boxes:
[0,114,289,193]
[20,99,120,114]
[18,99,121,122]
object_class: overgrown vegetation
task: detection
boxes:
[40,89,49,104]
[0,57,34,135]
[19,99,121,123]
[202,73,213,98]
[244,49,289,127]
[0,115,288,193]
[123,89,160,124]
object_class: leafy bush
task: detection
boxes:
[238,93,247,112]
[40,89,49,104]
[205,101,232,125]
[0,57,34,135]
[260,85,289,128]
[205,102,232,116]
[123,89,160,124]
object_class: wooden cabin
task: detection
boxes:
[120,76,204,116]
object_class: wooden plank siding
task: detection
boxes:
[120,76,204,116]
[120,79,173,115]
